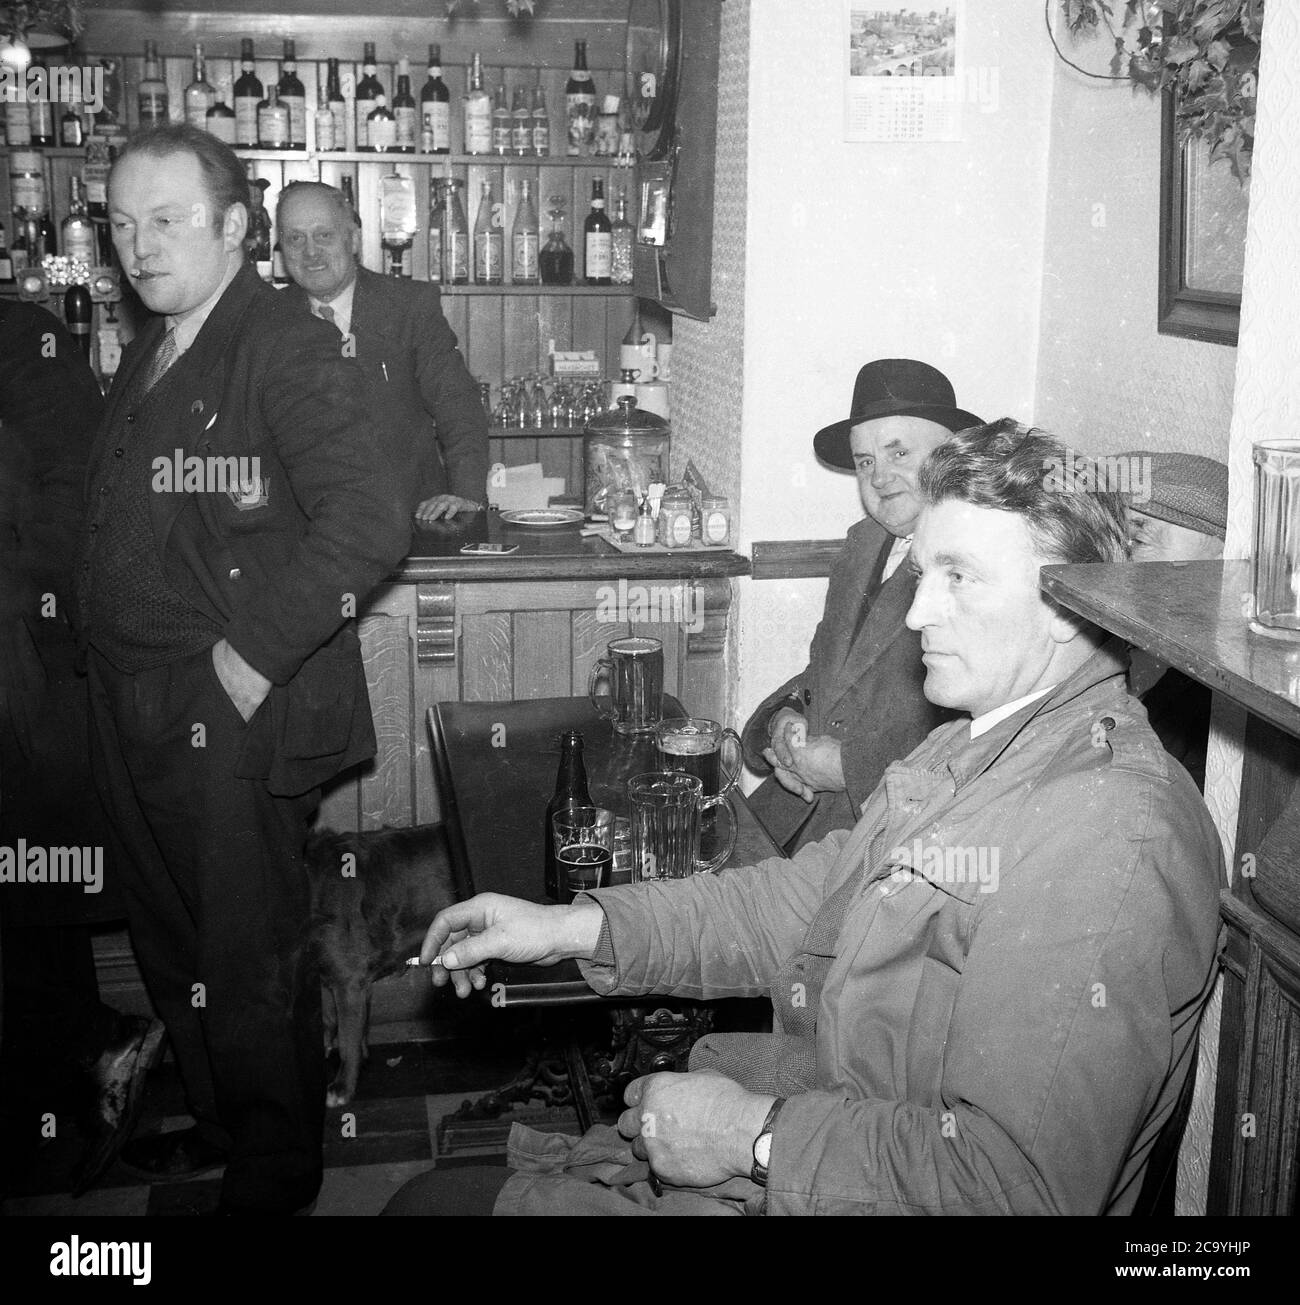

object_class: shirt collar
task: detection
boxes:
[309,274,357,338]
[970,686,1055,739]
[166,259,240,356]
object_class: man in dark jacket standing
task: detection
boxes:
[741,359,981,852]
[74,126,411,1213]
[276,181,488,521]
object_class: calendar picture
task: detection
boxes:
[845,3,965,142]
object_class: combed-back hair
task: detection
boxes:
[276,180,362,231]
[112,123,250,227]
[918,417,1130,564]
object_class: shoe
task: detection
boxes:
[118,1125,229,1181]
[70,1014,167,1197]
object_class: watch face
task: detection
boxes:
[625,0,681,160]
[754,1130,773,1170]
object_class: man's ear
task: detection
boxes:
[350,225,362,260]
[1047,596,1092,646]
[223,201,248,252]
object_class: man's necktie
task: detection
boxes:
[137,326,177,398]
[317,304,337,329]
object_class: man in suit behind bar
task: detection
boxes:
[73,125,410,1213]
[276,181,489,522]
[741,359,982,853]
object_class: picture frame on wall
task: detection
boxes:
[1158,90,1249,347]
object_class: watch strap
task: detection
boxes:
[749,1096,786,1187]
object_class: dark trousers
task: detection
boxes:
[86,646,324,1213]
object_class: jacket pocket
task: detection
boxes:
[276,647,356,760]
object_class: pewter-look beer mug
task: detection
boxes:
[627,771,736,880]
[588,636,663,735]
[1251,441,1300,639]
[655,718,742,802]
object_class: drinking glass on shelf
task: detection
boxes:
[529,376,548,428]
[478,380,493,422]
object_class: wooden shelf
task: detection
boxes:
[236,150,635,167]
[1041,559,1300,741]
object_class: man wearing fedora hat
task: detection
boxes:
[740,359,982,852]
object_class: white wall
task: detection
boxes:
[735,0,1058,736]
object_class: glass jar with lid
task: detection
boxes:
[583,395,671,517]
[656,485,694,549]
[700,494,731,547]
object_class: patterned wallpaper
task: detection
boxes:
[668,0,749,720]
[1179,0,1300,1215]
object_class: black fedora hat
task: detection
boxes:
[813,359,984,470]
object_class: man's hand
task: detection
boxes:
[617,1072,774,1189]
[414,494,482,522]
[419,893,604,999]
[763,709,845,801]
[211,638,272,723]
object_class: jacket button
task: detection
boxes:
[99,485,109,496]
[114,447,124,458]
[228,567,241,581]
[802,689,812,706]
[125,414,136,424]
[1099,716,1116,731]
[829,719,843,728]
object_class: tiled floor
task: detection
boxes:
[2,1029,594,1217]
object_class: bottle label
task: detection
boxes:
[427,228,442,282]
[184,103,209,130]
[424,101,450,150]
[512,232,539,282]
[532,121,549,155]
[5,100,32,146]
[235,98,259,144]
[474,232,503,283]
[447,231,469,281]
[259,106,289,147]
[314,110,335,151]
[492,121,511,153]
[355,102,370,148]
[566,92,596,151]
[282,96,306,145]
[330,102,347,149]
[512,120,531,153]
[65,228,96,266]
[464,100,492,154]
[11,175,46,214]
[139,93,168,127]
[704,510,729,545]
[208,113,236,144]
[0,255,12,280]
[369,115,396,150]
[395,107,417,148]
[585,231,612,279]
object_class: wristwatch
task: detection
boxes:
[750,1097,785,1186]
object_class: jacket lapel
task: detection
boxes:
[827,550,918,713]
[348,267,395,352]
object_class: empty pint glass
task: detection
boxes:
[1251,441,1300,639]
[627,771,735,880]
[588,636,663,735]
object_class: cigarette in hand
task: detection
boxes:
[405,955,443,968]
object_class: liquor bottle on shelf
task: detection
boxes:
[138,43,169,128]
[565,40,597,156]
[257,85,289,149]
[233,39,263,148]
[4,69,31,145]
[0,224,12,283]
[380,170,417,278]
[442,177,469,285]
[472,179,502,286]
[93,59,125,142]
[184,44,216,130]
[64,283,93,359]
[511,178,540,285]
[324,58,346,152]
[28,59,55,146]
[83,137,113,265]
[62,177,96,269]
[367,93,397,152]
[40,212,57,260]
[420,44,450,154]
[463,53,491,156]
[491,84,511,157]
[511,86,531,156]
[206,79,237,145]
[278,40,307,149]
[543,730,592,902]
[540,197,573,286]
[9,149,48,222]
[244,169,272,280]
[392,60,417,153]
[355,43,383,151]
[60,86,85,148]
[313,90,335,152]
[8,221,29,277]
[341,175,357,214]
[427,179,445,283]
[531,86,550,157]
[583,179,612,286]
[611,186,634,286]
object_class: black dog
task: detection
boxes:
[304,824,456,1106]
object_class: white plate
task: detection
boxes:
[500,508,585,528]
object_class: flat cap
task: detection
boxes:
[1118,450,1229,541]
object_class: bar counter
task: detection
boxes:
[318,509,750,836]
